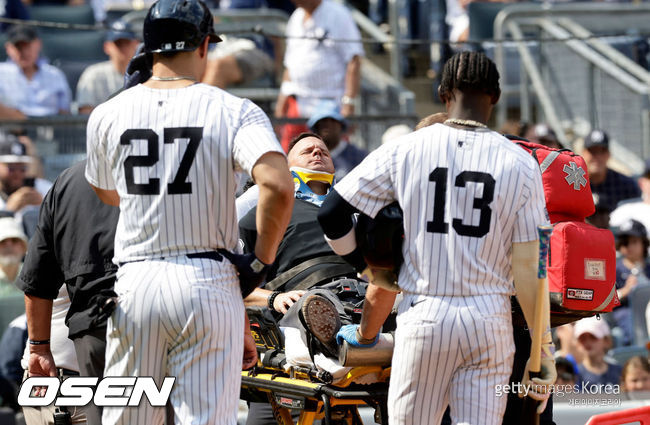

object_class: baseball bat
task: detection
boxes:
[521,224,553,425]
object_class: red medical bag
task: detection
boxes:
[515,140,595,222]
[512,139,618,325]
[547,221,618,322]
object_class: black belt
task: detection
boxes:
[187,251,223,262]
[120,251,223,267]
[58,368,79,377]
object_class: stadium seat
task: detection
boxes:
[468,1,509,41]
[28,4,95,25]
[0,294,25,341]
[52,58,104,95]
[41,30,107,63]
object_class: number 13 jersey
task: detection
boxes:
[85,83,283,264]
[334,123,548,297]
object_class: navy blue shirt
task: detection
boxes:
[577,362,623,389]
[331,142,368,181]
[1,0,29,32]
[591,168,641,210]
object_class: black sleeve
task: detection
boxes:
[238,207,258,254]
[317,189,359,239]
[317,189,366,272]
[15,181,64,299]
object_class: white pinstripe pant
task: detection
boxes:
[388,294,515,425]
[102,256,245,425]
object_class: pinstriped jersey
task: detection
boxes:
[85,83,284,264]
[334,123,548,297]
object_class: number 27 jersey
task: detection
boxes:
[85,83,283,264]
[334,123,548,297]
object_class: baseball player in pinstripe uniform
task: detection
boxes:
[318,51,557,425]
[85,0,294,423]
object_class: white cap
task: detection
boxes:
[381,124,411,145]
[574,316,610,340]
[0,217,27,243]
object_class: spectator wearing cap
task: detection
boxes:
[0,25,71,117]
[581,129,641,209]
[307,101,367,180]
[574,317,622,389]
[613,219,650,345]
[0,216,27,296]
[525,123,563,149]
[610,159,650,234]
[76,20,140,114]
[0,135,46,215]
[276,0,364,149]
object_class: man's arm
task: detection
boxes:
[90,185,120,207]
[275,70,291,118]
[0,102,26,120]
[341,55,361,117]
[358,283,396,340]
[24,295,57,378]
[250,152,294,264]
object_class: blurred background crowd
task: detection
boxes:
[0,0,648,422]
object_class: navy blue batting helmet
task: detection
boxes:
[144,0,221,53]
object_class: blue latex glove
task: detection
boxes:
[219,251,269,298]
[123,43,152,89]
[336,324,379,348]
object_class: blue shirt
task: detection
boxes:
[0,58,71,116]
[577,362,623,389]
[591,168,641,210]
[331,141,368,181]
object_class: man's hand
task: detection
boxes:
[519,347,557,414]
[242,332,258,370]
[272,290,305,314]
[28,346,57,397]
[341,103,354,117]
[336,324,379,348]
[220,251,269,298]
[5,187,42,212]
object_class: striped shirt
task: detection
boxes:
[85,83,284,264]
[76,61,123,110]
[334,123,548,297]
[281,0,364,103]
[0,59,71,116]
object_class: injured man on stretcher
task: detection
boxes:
[237,133,399,386]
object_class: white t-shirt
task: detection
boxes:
[21,285,79,372]
[282,0,364,111]
[334,124,549,297]
[85,83,284,264]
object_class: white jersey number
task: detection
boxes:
[120,127,203,195]
[427,167,495,238]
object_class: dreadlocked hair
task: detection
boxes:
[439,51,501,100]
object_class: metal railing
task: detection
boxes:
[492,3,650,172]
[0,6,416,180]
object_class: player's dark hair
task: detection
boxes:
[439,51,501,101]
[288,132,324,154]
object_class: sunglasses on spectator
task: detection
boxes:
[6,164,27,172]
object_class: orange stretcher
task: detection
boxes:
[240,307,391,425]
